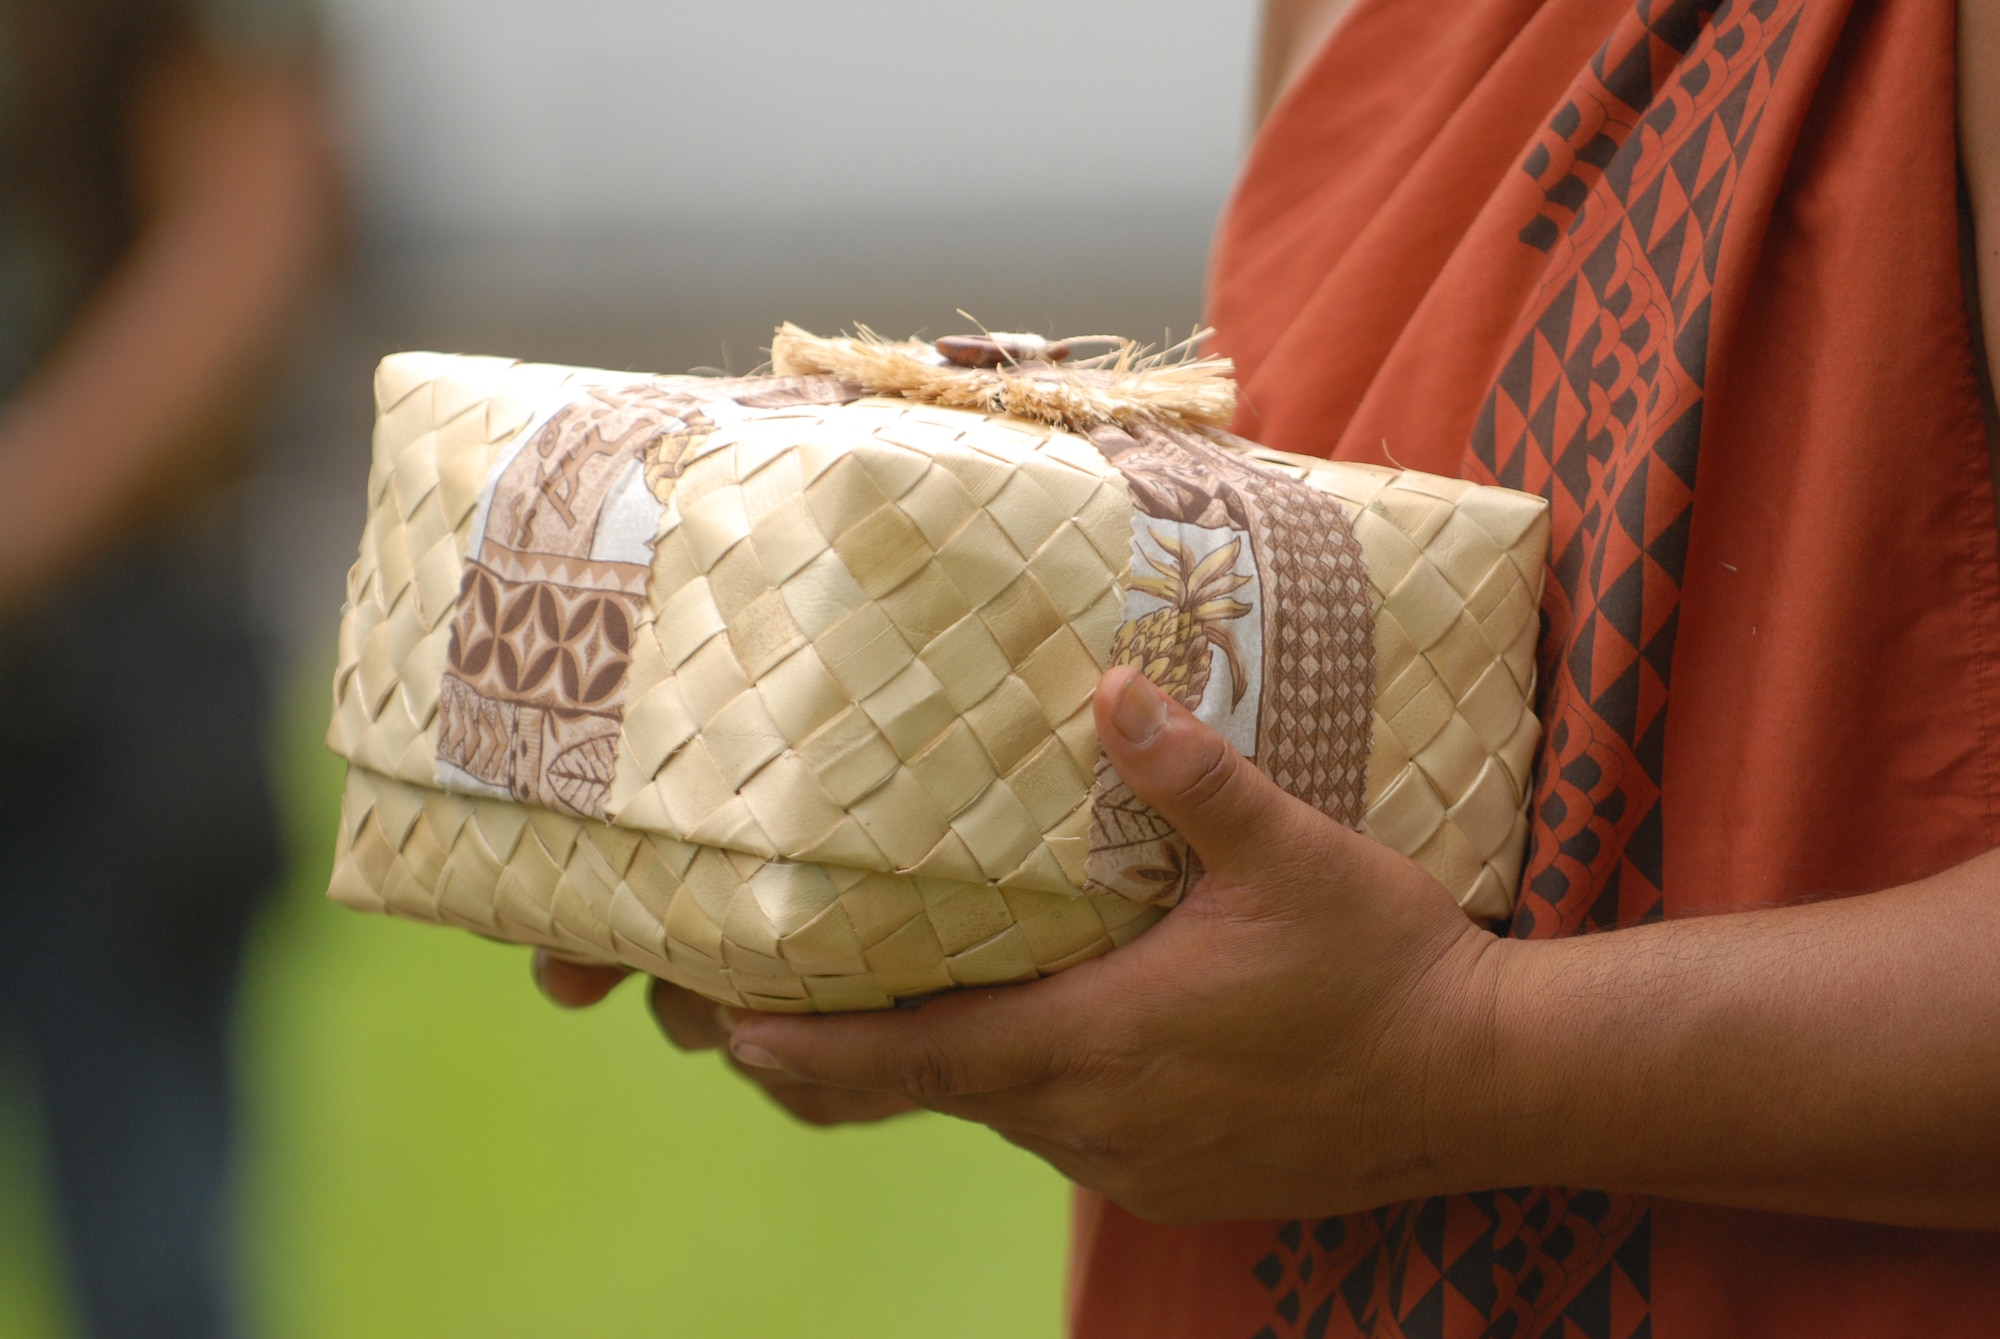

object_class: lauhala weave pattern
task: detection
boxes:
[1244,446,1547,918]
[331,765,1161,1012]
[328,351,1548,1009]
[327,353,658,785]
[607,391,1132,894]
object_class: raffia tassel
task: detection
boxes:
[769,322,1237,434]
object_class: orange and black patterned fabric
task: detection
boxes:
[1480,0,1794,937]
[1069,0,2000,1334]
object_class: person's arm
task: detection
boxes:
[0,46,335,607]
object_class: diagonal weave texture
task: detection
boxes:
[1245,448,1547,917]
[607,396,1132,894]
[327,353,671,783]
[332,764,1162,1012]
[327,354,1549,1007]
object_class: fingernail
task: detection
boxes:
[1112,671,1169,746]
[730,1038,781,1069]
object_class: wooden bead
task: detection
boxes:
[936,333,1072,368]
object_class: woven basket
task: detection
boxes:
[327,337,1548,1012]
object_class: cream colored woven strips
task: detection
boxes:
[331,764,1162,1012]
[1244,450,1548,919]
[326,353,664,782]
[327,353,1549,1008]
[606,399,1132,894]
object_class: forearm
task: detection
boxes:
[0,58,334,602]
[1465,852,2000,1227]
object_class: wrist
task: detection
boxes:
[1408,925,1523,1198]
[1341,914,1521,1207]
[1466,930,1635,1195]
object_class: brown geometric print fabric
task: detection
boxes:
[438,382,702,816]
[1083,421,1374,905]
[1252,3,1806,1336]
[437,375,863,817]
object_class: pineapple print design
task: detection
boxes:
[1113,529,1254,712]
[1085,419,1373,906]
[1091,520,1264,903]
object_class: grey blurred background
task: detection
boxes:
[252,0,1259,666]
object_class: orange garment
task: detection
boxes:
[1069,0,2000,1335]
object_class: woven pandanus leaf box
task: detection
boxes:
[327,331,1549,1012]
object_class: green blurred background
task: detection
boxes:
[0,668,1071,1339]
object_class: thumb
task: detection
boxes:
[1094,665,1318,885]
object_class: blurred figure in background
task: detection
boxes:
[0,1,336,1335]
